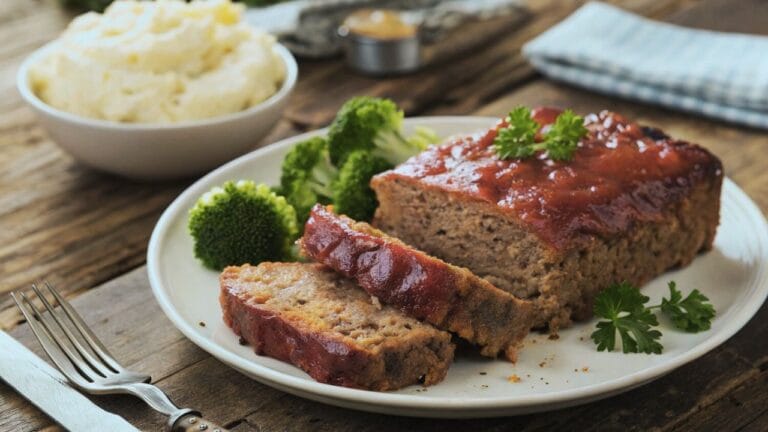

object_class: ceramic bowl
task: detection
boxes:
[17,43,298,180]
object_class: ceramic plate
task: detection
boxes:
[148,117,768,418]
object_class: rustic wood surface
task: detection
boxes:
[1,0,766,430]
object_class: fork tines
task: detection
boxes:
[11,282,124,387]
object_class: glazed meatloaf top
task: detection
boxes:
[373,107,723,250]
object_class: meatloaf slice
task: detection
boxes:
[371,108,723,330]
[300,205,534,361]
[220,262,454,391]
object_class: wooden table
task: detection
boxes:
[2,0,767,430]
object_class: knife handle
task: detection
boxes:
[168,410,229,432]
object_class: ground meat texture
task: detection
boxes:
[300,205,534,361]
[371,109,723,330]
[220,262,454,390]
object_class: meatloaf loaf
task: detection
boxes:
[220,262,454,390]
[300,205,534,361]
[371,108,723,330]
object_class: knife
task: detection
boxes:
[0,330,138,432]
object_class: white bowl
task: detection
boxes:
[17,42,298,180]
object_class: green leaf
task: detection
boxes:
[492,107,587,162]
[613,308,663,354]
[661,281,716,332]
[543,109,587,161]
[590,282,663,354]
[492,107,539,159]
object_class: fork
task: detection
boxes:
[12,282,228,432]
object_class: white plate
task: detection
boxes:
[148,117,768,418]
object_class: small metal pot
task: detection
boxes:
[337,11,421,76]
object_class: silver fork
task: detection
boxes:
[12,282,228,432]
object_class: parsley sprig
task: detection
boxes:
[592,282,663,354]
[493,107,540,159]
[660,281,716,332]
[591,281,716,354]
[493,107,587,161]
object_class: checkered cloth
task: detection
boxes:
[522,2,768,129]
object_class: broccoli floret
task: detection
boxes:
[327,96,404,166]
[332,151,393,221]
[281,97,441,223]
[327,97,440,167]
[279,136,338,223]
[188,180,299,270]
[373,126,441,165]
[281,137,391,222]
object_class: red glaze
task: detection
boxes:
[381,108,724,250]
[220,269,374,389]
[301,205,457,324]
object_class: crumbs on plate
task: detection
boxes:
[507,374,521,383]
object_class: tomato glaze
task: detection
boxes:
[385,108,723,249]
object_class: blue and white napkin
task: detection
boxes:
[523,2,768,129]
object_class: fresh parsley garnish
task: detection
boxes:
[493,107,540,159]
[544,110,588,161]
[493,107,587,161]
[660,281,716,332]
[590,281,716,354]
[591,282,663,354]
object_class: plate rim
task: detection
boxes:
[147,116,768,415]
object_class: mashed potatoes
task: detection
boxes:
[29,0,286,123]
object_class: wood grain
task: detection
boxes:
[670,371,768,431]
[3,268,766,431]
[0,115,301,330]
[284,0,699,128]
[0,0,703,330]
[2,0,768,430]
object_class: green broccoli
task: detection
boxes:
[280,97,440,223]
[327,96,440,167]
[327,97,402,165]
[404,126,441,152]
[280,138,392,222]
[188,180,299,270]
[279,136,338,224]
[372,125,441,164]
[332,151,393,221]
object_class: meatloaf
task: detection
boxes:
[300,205,535,361]
[371,107,723,330]
[220,262,454,390]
